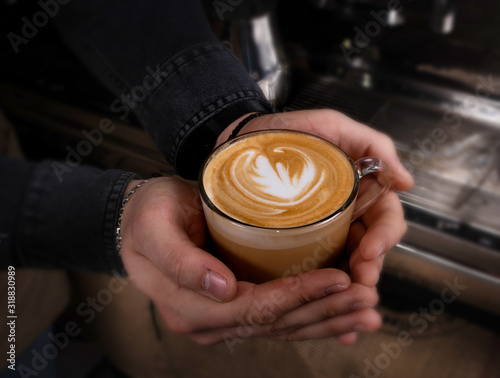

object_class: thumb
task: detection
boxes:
[140,231,238,303]
[121,177,238,303]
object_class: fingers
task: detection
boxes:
[126,252,380,346]
[350,130,414,192]
[123,177,238,302]
[122,251,222,335]
[140,225,238,302]
[187,283,379,346]
[347,220,381,287]
[271,283,379,333]
[246,109,415,192]
[321,111,414,192]
[358,191,407,260]
[188,308,378,346]
[217,268,352,328]
[131,264,353,338]
[337,332,358,346]
[274,307,382,341]
[182,268,351,334]
[350,254,386,288]
[346,191,405,287]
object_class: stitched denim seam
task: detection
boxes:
[170,91,269,163]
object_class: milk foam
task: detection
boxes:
[251,148,319,200]
[203,131,355,228]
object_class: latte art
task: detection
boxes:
[248,148,320,201]
[203,131,355,228]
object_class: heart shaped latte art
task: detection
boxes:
[234,148,325,205]
[203,132,355,228]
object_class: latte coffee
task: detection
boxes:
[200,129,392,283]
[203,131,355,228]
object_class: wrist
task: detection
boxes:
[215,112,271,147]
[215,112,257,147]
[116,178,153,258]
[124,179,144,196]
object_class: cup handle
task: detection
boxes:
[351,157,393,221]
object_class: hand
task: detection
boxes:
[119,176,381,346]
[218,109,414,288]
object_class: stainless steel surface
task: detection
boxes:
[404,218,500,276]
[429,0,456,34]
[385,243,500,316]
[285,73,500,248]
[1,0,498,320]
[213,12,288,108]
[245,14,287,107]
[285,69,500,315]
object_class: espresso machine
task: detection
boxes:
[1,0,499,323]
[202,0,500,322]
[1,0,499,376]
[275,0,500,320]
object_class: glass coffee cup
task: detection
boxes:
[199,129,392,283]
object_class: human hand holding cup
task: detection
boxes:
[199,129,393,283]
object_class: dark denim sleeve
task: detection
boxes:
[54,0,273,180]
[0,157,138,274]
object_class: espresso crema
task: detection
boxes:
[203,131,355,228]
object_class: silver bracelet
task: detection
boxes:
[115,178,152,256]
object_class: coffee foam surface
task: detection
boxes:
[203,131,355,228]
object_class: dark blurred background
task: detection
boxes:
[1,0,500,377]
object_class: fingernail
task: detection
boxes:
[377,244,386,257]
[400,165,415,185]
[324,284,349,295]
[203,270,228,302]
[362,244,385,259]
[399,164,412,177]
[353,324,368,332]
[351,301,372,310]
[273,322,300,334]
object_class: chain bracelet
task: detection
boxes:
[115,178,152,256]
